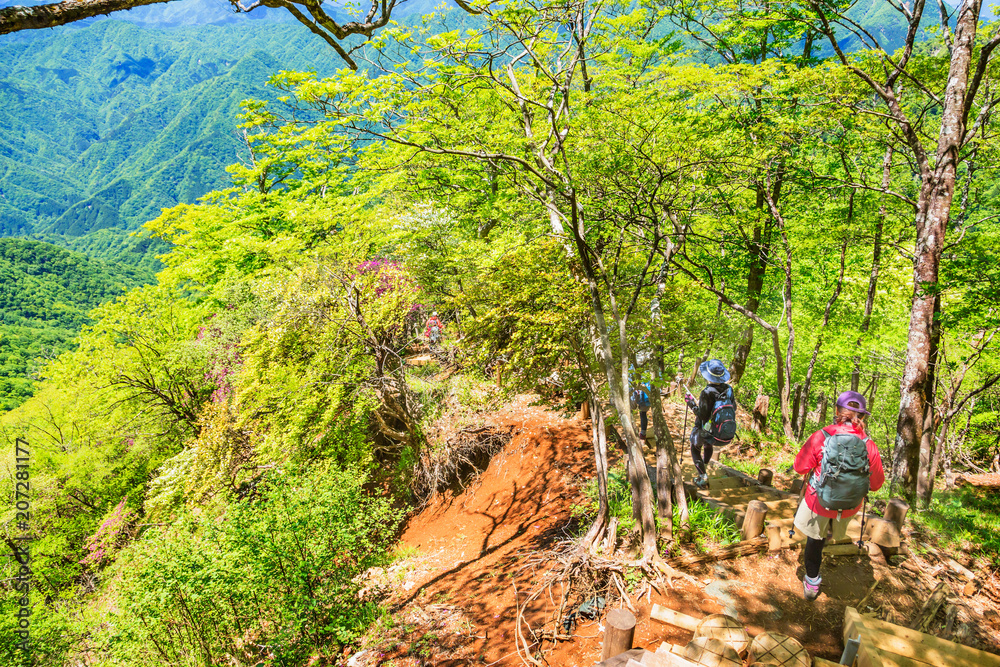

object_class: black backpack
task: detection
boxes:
[709,386,737,442]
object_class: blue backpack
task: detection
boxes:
[707,386,737,442]
[631,383,651,409]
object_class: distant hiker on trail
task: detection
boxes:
[793,390,884,602]
[684,359,737,489]
[424,312,444,347]
[629,366,652,442]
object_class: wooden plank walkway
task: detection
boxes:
[844,606,1000,667]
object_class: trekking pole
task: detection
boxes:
[856,495,869,551]
[681,383,690,445]
[682,402,688,448]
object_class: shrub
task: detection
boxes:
[105,463,400,666]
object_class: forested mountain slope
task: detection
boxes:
[0,19,337,239]
[0,238,150,409]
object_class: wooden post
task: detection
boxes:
[884,498,909,529]
[863,517,901,549]
[790,478,804,494]
[602,608,636,660]
[767,523,782,552]
[578,400,590,421]
[757,468,773,486]
[742,500,767,540]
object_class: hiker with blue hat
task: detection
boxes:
[629,365,652,442]
[683,359,737,488]
[792,390,884,601]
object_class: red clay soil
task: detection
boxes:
[350,397,1000,666]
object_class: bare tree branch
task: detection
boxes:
[0,0,176,34]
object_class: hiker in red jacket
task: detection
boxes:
[424,312,444,346]
[793,390,884,601]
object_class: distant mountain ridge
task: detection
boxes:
[0,19,342,244]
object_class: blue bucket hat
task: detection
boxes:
[700,359,730,384]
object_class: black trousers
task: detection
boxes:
[689,428,722,475]
[804,536,825,579]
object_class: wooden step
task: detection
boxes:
[761,498,800,515]
[708,476,744,491]
[685,483,746,526]
[765,513,871,550]
[707,487,788,504]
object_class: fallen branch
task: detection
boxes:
[912,581,948,632]
[857,579,880,610]
[664,537,768,568]
[512,581,543,667]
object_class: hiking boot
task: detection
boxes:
[694,474,708,489]
[639,433,647,442]
[802,576,821,601]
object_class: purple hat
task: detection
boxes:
[836,390,869,415]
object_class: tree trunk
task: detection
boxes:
[652,353,689,536]
[762,179,796,441]
[915,294,942,506]
[752,392,769,432]
[924,417,949,507]
[790,383,803,436]
[650,257,689,536]
[798,237,847,438]
[891,0,980,502]
[570,193,658,559]
[583,394,610,551]
[651,382,674,541]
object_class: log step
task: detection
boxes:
[707,487,788,504]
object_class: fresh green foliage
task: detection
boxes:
[0,237,152,409]
[677,499,743,551]
[103,464,399,665]
[912,487,1000,567]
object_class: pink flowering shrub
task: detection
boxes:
[80,497,136,567]
[197,314,246,404]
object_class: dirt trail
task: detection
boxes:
[357,396,1000,666]
[384,395,596,665]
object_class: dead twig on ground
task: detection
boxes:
[512,581,543,667]
[858,579,881,610]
